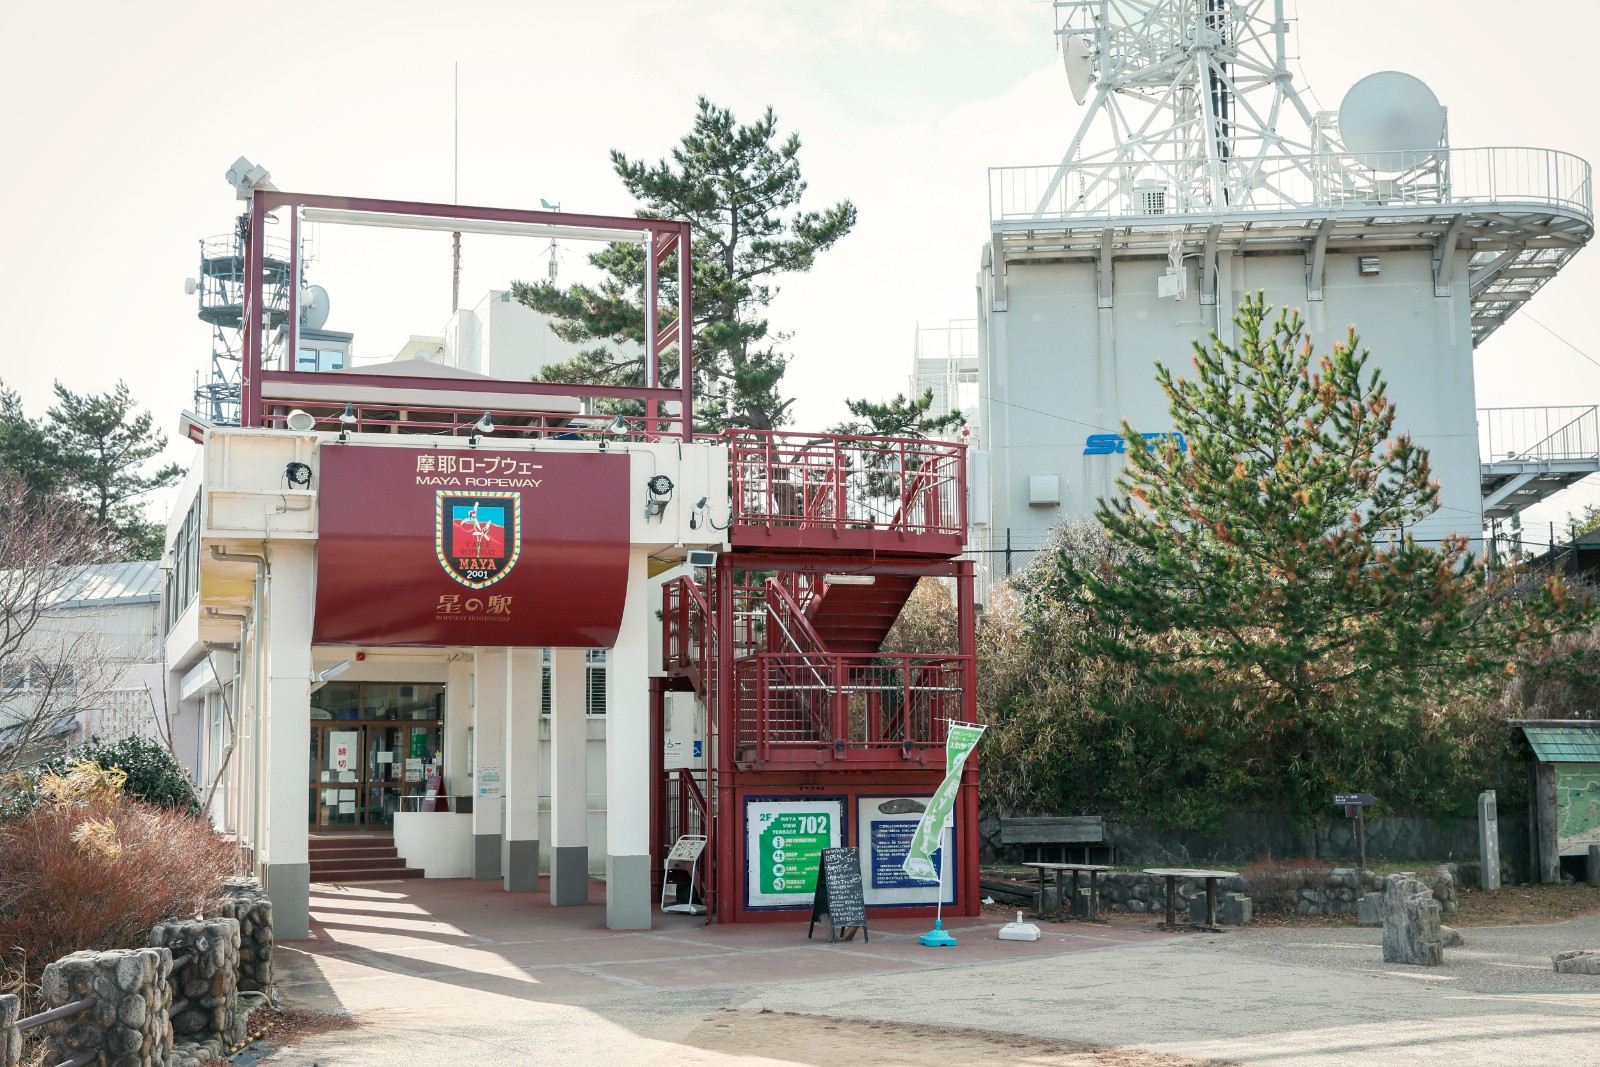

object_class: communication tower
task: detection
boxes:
[977,0,1593,579]
[188,213,292,425]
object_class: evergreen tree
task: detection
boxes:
[0,379,62,498]
[1047,294,1588,818]
[512,97,856,431]
[830,389,966,439]
[46,381,183,559]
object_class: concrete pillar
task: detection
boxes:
[471,649,505,880]
[1478,789,1501,891]
[550,647,589,904]
[606,549,653,929]
[261,542,313,940]
[503,648,541,891]
[444,655,473,801]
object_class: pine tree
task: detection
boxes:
[46,381,183,559]
[512,97,856,432]
[1049,293,1588,817]
[830,389,966,439]
[0,379,63,498]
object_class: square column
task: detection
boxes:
[549,647,589,904]
[261,542,313,940]
[471,649,505,880]
[606,549,652,929]
[503,648,541,891]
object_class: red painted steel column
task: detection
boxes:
[678,222,694,441]
[714,556,736,922]
[244,191,267,427]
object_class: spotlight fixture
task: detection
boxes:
[468,411,494,447]
[285,409,315,432]
[338,403,357,442]
[608,414,631,435]
[689,495,708,530]
[644,474,675,520]
[283,462,313,489]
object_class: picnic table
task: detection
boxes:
[1022,862,1111,922]
[1143,867,1238,932]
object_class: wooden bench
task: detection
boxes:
[999,816,1115,866]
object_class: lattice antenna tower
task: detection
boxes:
[188,212,292,425]
[1042,0,1349,217]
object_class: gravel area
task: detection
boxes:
[1187,912,1600,992]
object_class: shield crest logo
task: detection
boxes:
[435,491,522,589]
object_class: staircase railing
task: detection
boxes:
[734,652,963,762]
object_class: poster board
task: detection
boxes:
[857,796,955,906]
[745,798,844,908]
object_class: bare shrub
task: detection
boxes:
[0,794,234,1014]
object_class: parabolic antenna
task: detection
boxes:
[1062,35,1095,106]
[300,284,330,331]
[1338,71,1445,172]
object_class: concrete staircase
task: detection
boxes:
[308,833,423,883]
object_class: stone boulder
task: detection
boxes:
[1381,874,1443,967]
[1553,950,1600,975]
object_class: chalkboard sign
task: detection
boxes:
[808,847,868,943]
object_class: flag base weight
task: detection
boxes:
[918,920,958,947]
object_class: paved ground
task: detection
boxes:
[274,878,1600,1066]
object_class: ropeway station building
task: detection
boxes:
[162,188,979,938]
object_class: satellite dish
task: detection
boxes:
[1338,71,1445,172]
[1062,35,1095,106]
[300,284,330,331]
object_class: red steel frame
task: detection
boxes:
[240,190,694,439]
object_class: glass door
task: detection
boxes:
[310,725,364,828]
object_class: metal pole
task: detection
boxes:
[1357,806,1367,871]
[1004,528,1013,577]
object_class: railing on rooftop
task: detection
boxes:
[1479,406,1600,465]
[991,147,1593,226]
[725,431,966,554]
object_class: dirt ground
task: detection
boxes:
[663,1010,1237,1067]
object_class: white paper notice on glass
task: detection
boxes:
[338,802,355,814]
[339,770,356,783]
[330,730,359,774]
[376,751,394,764]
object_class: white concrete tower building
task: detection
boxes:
[976,0,1593,576]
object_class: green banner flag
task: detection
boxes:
[901,723,985,883]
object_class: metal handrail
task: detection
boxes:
[991,146,1594,225]
[1479,405,1600,464]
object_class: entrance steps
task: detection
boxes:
[309,833,423,882]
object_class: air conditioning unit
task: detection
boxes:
[1132,179,1168,215]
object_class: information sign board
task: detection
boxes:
[809,846,868,942]
[745,798,843,908]
[857,796,954,906]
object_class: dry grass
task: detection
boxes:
[0,794,235,1014]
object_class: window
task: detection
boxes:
[586,650,607,716]
[537,649,606,715]
[294,347,347,372]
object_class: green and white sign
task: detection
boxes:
[902,723,985,883]
[746,798,843,907]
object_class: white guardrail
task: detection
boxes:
[990,147,1593,225]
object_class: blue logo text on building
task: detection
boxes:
[1083,432,1188,456]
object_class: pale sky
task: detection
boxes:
[2,0,1598,547]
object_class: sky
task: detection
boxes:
[2,0,1599,545]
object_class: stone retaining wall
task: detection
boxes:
[1,993,21,1067]
[39,947,174,1067]
[982,809,1528,882]
[1087,864,1460,918]
[209,877,273,993]
[149,917,245,1067]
